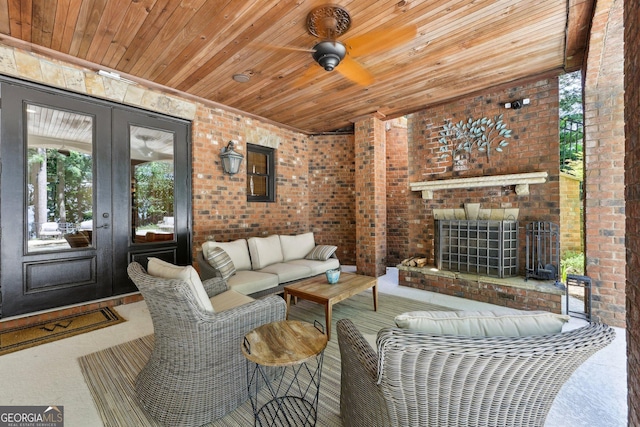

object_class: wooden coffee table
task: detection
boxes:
[284,272,378,340]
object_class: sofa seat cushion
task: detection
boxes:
[226,270,279,295]
[248,235,284,269]
[202,239,252,271]
[394,310,570,337]
[287,258,340,275]
[209,289,254,312]
[280,232,316,261]
[147,258,214,313]
[257,263,312,283]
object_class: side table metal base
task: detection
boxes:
[248,352,324,426]
[243,320,328,427]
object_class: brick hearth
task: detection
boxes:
[398,265,564,313]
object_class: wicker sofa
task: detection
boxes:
[197,232,339,298]
[337,312,615,427]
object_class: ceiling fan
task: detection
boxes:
[136,135,155,158]
[264,5,416,86]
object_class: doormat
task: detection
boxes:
[0,307,125,356]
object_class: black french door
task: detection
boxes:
[0,79,191,317]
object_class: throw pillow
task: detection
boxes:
[305,245,338,261]
[394,310,569,337]
[147,258,214,312]
[205,246,236,280]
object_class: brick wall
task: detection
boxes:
[624,0,639,422]
[583,0,625,327]
[191,106,339,256]
[559,173,583,254]
[403,76,561,273]
[386,118,410,265]
[308,134,357,264]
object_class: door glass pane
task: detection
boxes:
[26,104,94,252]
[130,126,175,243]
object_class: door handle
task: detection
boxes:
[96,224,110,229]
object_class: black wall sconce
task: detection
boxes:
[220,141,244,174]
[504,98,530,109]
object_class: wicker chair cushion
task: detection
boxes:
[394,310,569,337]
[147,258,214,312]
[202,239,252,271]
[248,235,284,269]
[305,245,338,261]
[210,289,254,312]
[204,246,236,280]
[280,232,316,261]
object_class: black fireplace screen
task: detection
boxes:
[435,220,518,278]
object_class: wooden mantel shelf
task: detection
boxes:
[410,171,549,199]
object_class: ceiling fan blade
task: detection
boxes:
[252,42,316,53]
[336,56,374,86]
[345,25,417,57]
[293,64,323,88]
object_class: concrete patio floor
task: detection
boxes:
[0,266,627,427]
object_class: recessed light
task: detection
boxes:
[232,73,250,83]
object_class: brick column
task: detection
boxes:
[386,118,409,266]
[624,0,640,422]
[583,0,625,327]
[354,114,387,277]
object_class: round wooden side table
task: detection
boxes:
[242,320,328,426]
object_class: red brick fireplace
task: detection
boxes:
[396,77,563,312]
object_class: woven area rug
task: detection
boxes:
[0,307,125,356]
[79,291,450,426]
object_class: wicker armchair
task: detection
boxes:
[337,318,615,427]
[127,262,286,426]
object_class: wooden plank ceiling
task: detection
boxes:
[0,1,593,134]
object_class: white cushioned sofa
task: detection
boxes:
[196,232,340,298]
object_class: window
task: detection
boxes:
[247,144,275,202]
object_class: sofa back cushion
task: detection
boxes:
[394,310,569,337]
[202,239,252,271]
[248,235,284,270]
[280,232,316,262]
[147,258,214,312]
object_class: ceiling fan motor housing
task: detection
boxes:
[313,41,347,71]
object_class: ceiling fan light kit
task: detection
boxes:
[312,41,347,71]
